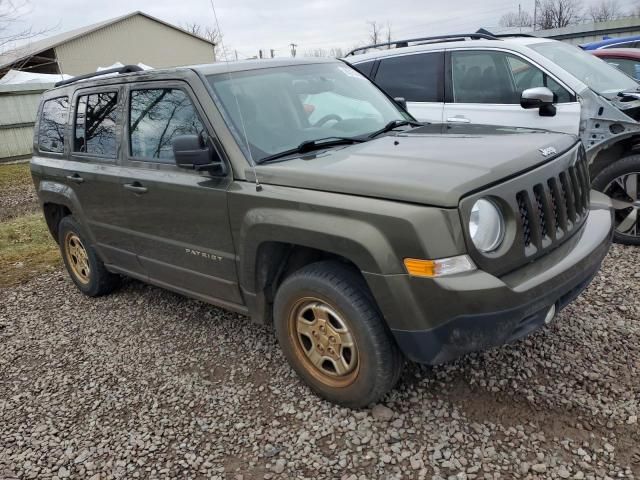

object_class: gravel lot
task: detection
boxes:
[1,245,639,480]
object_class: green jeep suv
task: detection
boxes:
[31,59,613,407]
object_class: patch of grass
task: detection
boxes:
[0,213,61,287]
[0,162,32,190]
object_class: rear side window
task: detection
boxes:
[128,88,205,163]
[38,97,69,154]
[74,92,119,157]
[374,52,443,102]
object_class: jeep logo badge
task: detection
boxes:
[539,147,557,157]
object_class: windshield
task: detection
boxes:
[529,41,638,95]
[207,62,407,163]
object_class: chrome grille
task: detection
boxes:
[516,148,590,254]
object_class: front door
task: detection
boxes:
[443,49,581,135]
[118,82,242,307]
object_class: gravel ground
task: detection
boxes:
[0,182,38,222]
[0,245,638,480]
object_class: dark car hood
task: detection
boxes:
[251,124,578,207]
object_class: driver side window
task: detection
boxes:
[451,50,572,104]
[506,55,572,103]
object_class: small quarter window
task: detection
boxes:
[352,61,375,78]
[38,97,69,154]
[129,88,205,163]
[74,92,119,157]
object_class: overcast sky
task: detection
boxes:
[7,0,640,58]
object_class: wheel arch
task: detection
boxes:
[589,136,640,180]
[37,181,83,242]
[238,209,397,324]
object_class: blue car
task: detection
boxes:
[581,35,640,50]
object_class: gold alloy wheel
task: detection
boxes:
[288,297,359,388]
[64,232,91,285]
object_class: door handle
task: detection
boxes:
[447,116,471,123]
[66,174,84,184]
[123,182,148,194]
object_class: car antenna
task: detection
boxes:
[208,0,262,192]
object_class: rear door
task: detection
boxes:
[65,85,146,276]
[118,81,241,306]
[443,49,581,134]
[369,51,445,123]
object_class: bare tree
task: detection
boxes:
[588,0,622,22]
[303,48,328,57]
[183,22,224,61]
[302,47,344,58]
[0,0,52,53]
[366,21,382,45]
[385,21,392,48]
[535,0,583,29]
[500,9,534,28]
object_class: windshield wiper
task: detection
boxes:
[257,137,365,164]
[368,119,424,139]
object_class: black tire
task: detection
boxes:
[57,216,120,296]
[273,261,403,408]
[592,155,640,246]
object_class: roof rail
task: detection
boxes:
[345,33,499,57]
[491,33,537,38]
[54,64,144,87]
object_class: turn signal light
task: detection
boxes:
[403,255,476,278]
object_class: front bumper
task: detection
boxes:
[364,191,614,365]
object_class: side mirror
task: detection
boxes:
[520,87,557,117]
[173,134,226,175]
[394,96,407,111]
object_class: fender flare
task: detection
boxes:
[36,181,94,241]
[238,207,400,295]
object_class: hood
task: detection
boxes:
[252,124,578,207]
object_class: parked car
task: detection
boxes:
[344,33,640,244]
[31,60,613,407]
[581,35,640,50]
[591,48,640,80]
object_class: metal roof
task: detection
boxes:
[0,11,216,70]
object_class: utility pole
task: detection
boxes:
[259,49,263,59]
[518,3,522,33]
[290,43,297,58]
[533,0,538,31]
[270,49,275,58]
[234,50,238,61]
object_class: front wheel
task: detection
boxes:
[273,261,403,408]
[593,155,640,245]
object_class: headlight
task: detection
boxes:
[469,198,504,253]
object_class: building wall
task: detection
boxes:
[54,15,215,75]
[0,84,50,162]
[536,18,640,45]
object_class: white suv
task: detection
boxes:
[344,33,640,244]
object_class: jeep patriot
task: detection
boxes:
[31,59,613,407]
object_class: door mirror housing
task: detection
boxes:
[520,87,557,117]
[394,96,407,111]
[173,135,226,175]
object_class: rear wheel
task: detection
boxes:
[593,155,640,245]
[273,261,403,408]
[58,216,120,296]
